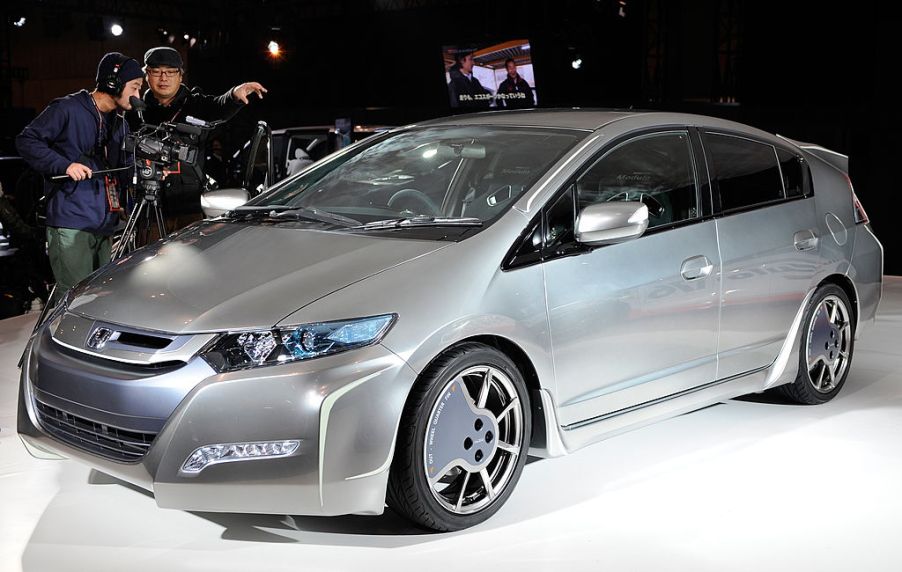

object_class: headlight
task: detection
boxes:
[201,314,397,372]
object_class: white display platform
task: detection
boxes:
[2,278,901,571]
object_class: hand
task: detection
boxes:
[66,162,92,181]
[232,82,267,104]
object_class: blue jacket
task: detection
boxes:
[16,90,132,235]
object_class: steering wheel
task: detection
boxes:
[387,188,441,216]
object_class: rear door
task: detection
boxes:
[701,131,819,378]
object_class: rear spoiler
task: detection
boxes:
[777,135,848,173]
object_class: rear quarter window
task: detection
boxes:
[777,148,809,198]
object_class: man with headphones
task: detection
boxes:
[16,52,144,305]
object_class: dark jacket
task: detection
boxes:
[126,84,244,214]
[498,74,535,108]
[15,90,130,235]
[447,68,491,109]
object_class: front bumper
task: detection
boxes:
[18,324,418,516]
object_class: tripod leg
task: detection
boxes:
[113,198,147,260]
[140,202,151,246]
[153,203,167,240]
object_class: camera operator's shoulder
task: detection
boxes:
[50,90,91,114]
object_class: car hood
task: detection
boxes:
[67,221,449,333]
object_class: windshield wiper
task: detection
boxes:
[228,204,295,217]
[268,207,360,227]
[354,216,483,230]
[229,205,360,227]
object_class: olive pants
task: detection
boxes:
[46,227,111,306]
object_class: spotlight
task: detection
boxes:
[167,34,175,44]
[110,23,123,36]
[268,41,280,57]
[571,57,583,70]
[183,33,189,40]
[13,17,26,27]
[189,36,197,47]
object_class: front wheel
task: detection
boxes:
[779,284,855,405]
[387,343,531,531]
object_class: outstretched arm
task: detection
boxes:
[231,82,267,104]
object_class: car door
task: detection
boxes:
[540,130,721,427]
[701,132,819,379]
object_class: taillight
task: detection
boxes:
[844,173,869,224]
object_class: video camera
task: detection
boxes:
[123,120,206,168]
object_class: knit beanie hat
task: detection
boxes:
[95,52,144,88]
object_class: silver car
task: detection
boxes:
[18,110,883,531]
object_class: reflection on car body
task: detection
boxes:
[18,110,882,531]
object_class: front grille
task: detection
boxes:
[53,343,186,374]
[35,401,157,462]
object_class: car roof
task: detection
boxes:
[411,108,784,143]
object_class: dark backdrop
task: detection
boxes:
[1,0,898,272]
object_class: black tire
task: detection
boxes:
[386,342,531,531]
[779,284,854,405]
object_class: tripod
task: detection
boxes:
[112,161,168,260]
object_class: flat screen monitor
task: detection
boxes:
[442,39,537,110]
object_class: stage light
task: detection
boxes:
[110,24,123,36]
[571,57,583,70]
[183,33,189,40]
[167,34,175,44]
[268,41,281,57]
[189,36,197,47]
[13,17,26,27]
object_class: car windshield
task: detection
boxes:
[242,125,585,226]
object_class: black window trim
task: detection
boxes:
[699,129,814,219]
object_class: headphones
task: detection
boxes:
[98,54,138,96]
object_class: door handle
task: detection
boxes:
[793,229,819,251]
[681,255,713,281]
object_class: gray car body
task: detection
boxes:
[18,110,883,517]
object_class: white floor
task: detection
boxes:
[2,279,902,571]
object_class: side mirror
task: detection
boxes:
[201,188,250,218]
[575,201,649,245]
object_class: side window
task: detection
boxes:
[575,131,698,229]
[704,133,784,211]
[777,148,807,198]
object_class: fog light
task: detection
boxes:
[181,440,300,474]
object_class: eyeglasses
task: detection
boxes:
[147,68,181,78]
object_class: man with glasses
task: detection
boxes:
[128,46,267,233]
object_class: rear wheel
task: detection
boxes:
[386,343,531,531]
[779,284,854,405]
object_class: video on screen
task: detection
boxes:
[442,40,537,110]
